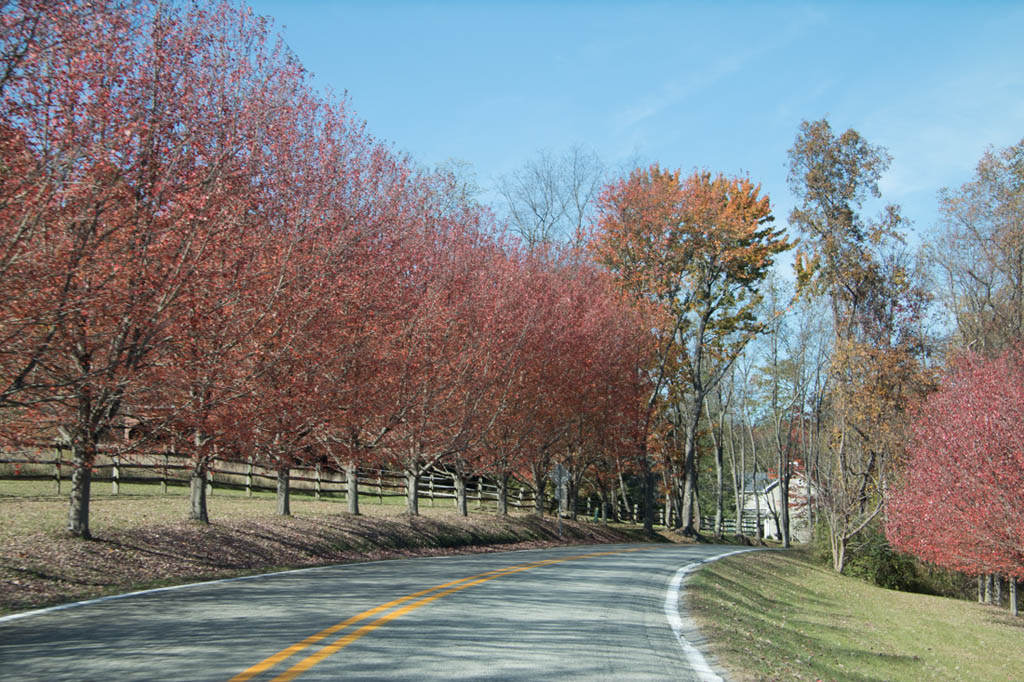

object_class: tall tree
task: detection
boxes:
[0,1,293,537]
[749,275,828,546]
[887,348,1024,610]
[787,118,931,571]
[0,0,131,410]
[929,138,1024,355]
[592,165,790,535]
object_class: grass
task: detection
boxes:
[686,548,1024,681]
[0,478,418,541]
[0,478,673,615]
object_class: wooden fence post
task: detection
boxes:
[429,474,435,507]
[54,446,62,495]
[245,458,254,498]
[377,470,383,504]
[315,463,322,500]
[112,454,120,495]
[161,452,168,495]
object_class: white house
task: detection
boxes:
[742,461,813,543]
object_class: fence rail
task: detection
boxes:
[0,449,583,513]
[699,515,764,535]
[2,450,766,531]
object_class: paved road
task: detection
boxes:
[0,543,749,681]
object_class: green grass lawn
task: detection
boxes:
[0,478,413,540]
[0,478,659,540]
[687,549,1024,681]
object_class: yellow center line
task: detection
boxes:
[227,564,542,682]
[229,547,649,682]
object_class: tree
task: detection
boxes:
[746,274,826,547]
[0,1,332,537]
[929,138,1024,355]
[0,1,107,409]
[887,348,1024,613]
[591,165,790,535]
[788,118,931,571]
[497,145,605,247]
[371,190,503,515]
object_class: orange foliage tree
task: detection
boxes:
[591,165,789,535]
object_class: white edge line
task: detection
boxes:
[0,541,643,625]
[665,548,767,682]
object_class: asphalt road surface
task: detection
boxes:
[0,543,752,681]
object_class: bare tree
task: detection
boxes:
[496,145,605,247]
[928,139,1024,355]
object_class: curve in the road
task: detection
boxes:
[664,548,762,682]
[0,543,762,681]
[232,547,652,681]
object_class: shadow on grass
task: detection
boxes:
[687,551,965,682]
[1,509,652,614]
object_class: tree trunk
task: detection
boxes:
[753,456,764,543]
[532,464,546,516]
[189,467,209,524]
[496,472,509,516]
[692,473,701,528]
[778,429,791,547]
[567,477,579,521]
[978,575,985,603]
[780,471,791,548]
[736,425,746,537]
[276,465,291,516]
[995,574,1002,605]
[346,462,359,515]
[405,469,420,515]
[831,533,846,573]
[986,573,994,604]
[1011,580,1019,617]
[664,480,672,529]
[714,441,724,537]
[618,470,632,522]
[607,482,619,522]
[67,443,94,539]
[673,475,684,530]
[454,472,468,517]
[803,418,814,532]
[642,461,655,535]
[705,399,725,537]
[679,405,701,536]
[680,466,696,534]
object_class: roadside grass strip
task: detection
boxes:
[687,549,1024,681]
[664,548,764,682]
[230,548,650,681]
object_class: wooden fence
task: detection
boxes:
[0,448,537,508]
[2,449,766,531]
[0,448,617,517]
[699,515,764,536]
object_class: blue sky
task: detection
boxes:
[246,1,1024,243]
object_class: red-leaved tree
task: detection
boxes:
[887,348,1024,584]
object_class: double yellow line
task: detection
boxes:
[230,547,648,681]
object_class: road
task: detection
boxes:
[0,543,750,681]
